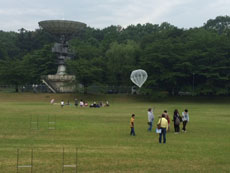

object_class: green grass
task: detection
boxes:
[0,93,229,172]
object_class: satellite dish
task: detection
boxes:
[130,69,148,88]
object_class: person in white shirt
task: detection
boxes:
[60,100,64,108]
[147,108,154,131]
[182,109,189,132]
[79,100,84,107]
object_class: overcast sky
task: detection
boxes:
[0,0,229,32]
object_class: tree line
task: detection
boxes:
[0,16,230,96]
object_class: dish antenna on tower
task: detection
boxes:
[39,20,86,93]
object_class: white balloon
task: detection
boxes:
[130,69,148,88]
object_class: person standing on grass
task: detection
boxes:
[163,110,170,132]
[130,114,136,136]
[182,109,189,132]
[105,100,110,107]
[173,109,181,133]
[61,100,64,108]
[74,98,78,107]
[147,108,154,131]
[157,114,168,143]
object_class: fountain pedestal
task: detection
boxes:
[42,74,75,93]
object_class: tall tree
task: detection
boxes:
[22,45,57,84]
[0,58,25,92]
[67,58,103,94]
[105,40,140,86]
[204,16,230,34]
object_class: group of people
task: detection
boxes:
[89,101,109,108]
[54,99,71,108]
[58,98,110,108]
[173,109,190,133]
[130,108,190,144]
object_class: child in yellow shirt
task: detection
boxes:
[130,114,136,136]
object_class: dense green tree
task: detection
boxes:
[0,58,26,92]
[66,58,103,94]
[0,15,230,95]
[105,40,140,86]
[22,45,57,84]
[204,16,230,34]
[0,31,20,58]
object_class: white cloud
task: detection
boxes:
[0,8,59,16]
[85,0,189,28]
[0,0,229,31]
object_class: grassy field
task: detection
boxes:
[0,93,229,173]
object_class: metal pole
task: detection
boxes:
[55,115,56,130]
[193,73,195,96]
[48,115,50,129]
[76,148,78,173]
[17,149,19,173]
[30,115,31,130]
[31,149,33,173]
[62,147,64,173]
[37,116,39,130]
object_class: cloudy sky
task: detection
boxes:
[0,0,229,32]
